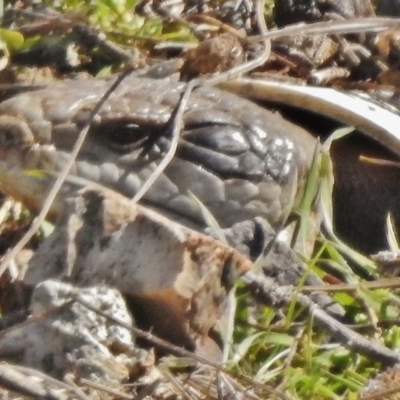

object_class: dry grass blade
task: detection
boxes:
[61,376,91,400]
[0,363,64,400]
[78,378,138,399]
[386,213,400,252]
[189,191,226,244]
[359,155,400,168]
[256,17,400,40]
[241,271,400,365]
[131,77,195,204]
[9,366,81,393]
[300,277,400,294]
[0,69,133,277]
[130,0,271,204]
[319,127,378,273]
[290,139,321,259]
[73,294,294,400]
[1,363,90,399]
[201,0,271,86]
[158,368,193,399]
[131,379,162,400]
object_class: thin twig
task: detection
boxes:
[73,294,293,400]
[360,383,400,400]
[131,0,271,203]
[131,78,196,203]
[242,271,400,365]
[200,0,270,86]
[62,376,91,400]
[158,368,191,399]
[132,379,162,400]
[148,2,207,41]
[13,365,88,395]
[0,363,83,400]
[187,14,247,40]
[301,277,400,293]
[253,17,400,41]
[0,363,63,400]
[0,70,133,277]
[79,378,135,399]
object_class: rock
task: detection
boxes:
[0,280,138,382]
[22,187,252,357]
[218,217,345,319]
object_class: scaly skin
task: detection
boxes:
[0,74,316,230]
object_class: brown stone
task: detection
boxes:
[23,186,252,355]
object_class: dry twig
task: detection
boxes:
[0,70,133,276]
[74,294,293,400]
[131,0,271,203]
[242,271,400,365]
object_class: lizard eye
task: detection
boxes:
[95,121,151,152]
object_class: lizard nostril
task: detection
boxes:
[0,115,34,147]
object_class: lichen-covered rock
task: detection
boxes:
[0,280,139,382]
